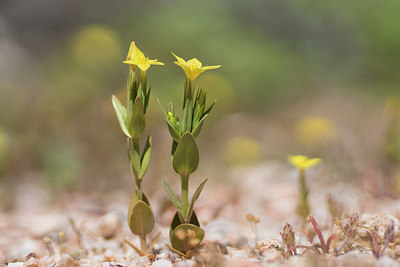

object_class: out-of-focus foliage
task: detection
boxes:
[0,128,9,173]
[0,0,400,189]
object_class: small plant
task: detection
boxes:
[288,155,321,221]
[309,216,337,254]
[111,42,164,255]
[335,213,359,254]
[280,223,297,256]
[246,213,260,248]
[368,219,395,258]
[161,53,220,254]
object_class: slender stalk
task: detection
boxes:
[140,235,147,253]
[136,180,143,201]
[128,137,143,200]
[297,168,310,220]
[181,174,189,221]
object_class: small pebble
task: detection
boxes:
[152,259,173,267]
[24,257,40,267]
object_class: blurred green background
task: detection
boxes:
[1,0,400,201]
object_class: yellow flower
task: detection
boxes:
[295,116,336,148]
[172,52,221,83]
[123,41,164,71]
[288,155,321,170]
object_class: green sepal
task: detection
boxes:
[144,86,151,113]
[169,211,204,254]
[127,191,154,236]
[111,95,131,137]
[162,180,185,219]
[129,96,146,138]
[196,88,206,108]
[192,119,205,138]
[167,122,182,142]
[139,135,152,179]
[204,100,216,115]
[186,178,208,221]
[192,103,205,128]
[127,67,137,103]
[159,100,182,142]
[192,101,215,138]
[172,132,199,176]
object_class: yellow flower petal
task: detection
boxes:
[172,52,187,65]
[202,65,221,70]
[137,63,151,71]
[125,41,136,61]
[123,41,164,71]
[148,60,165,66]
[171,53,221,82]
[187,58,202,68]
[288,155,321,170]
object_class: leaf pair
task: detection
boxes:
[163,178,208,223]
[128,136,152,180]
[112,95,145,138]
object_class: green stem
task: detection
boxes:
[297,169,310,220]
[140,70,147,91]
[136,180,143,201]
[181,174,189,221]
[129,137,142,200]
[140,235,147,253]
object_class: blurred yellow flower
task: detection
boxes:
[288,155,321,170]
[295,116,336,148]
[172,53,221,83]
[224,136,262,165]
[384,95,400,117]
[123,42,164,71]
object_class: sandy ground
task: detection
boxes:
[1,160,400,266]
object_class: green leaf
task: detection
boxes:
[139,136,152,179]
[127,191,154,236]
[170,223,205,254]
[172,132,199,176]
[128,200,154,236]
[162,180,185,218]
[186,178,208,221]
[111,95,131,137]
[129,96,146,138]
